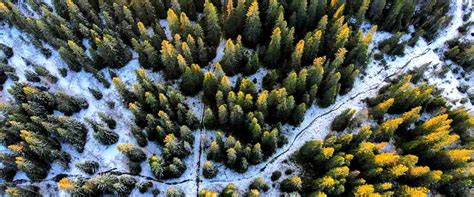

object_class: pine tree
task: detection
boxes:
[218,76,232,95]
[167,9,180,35]
[284,72,298,95]
[117,144,146,162]
[244,51,260,75]
[370,98,394,120]
[93,34,132,68]
[132,38,160,70]
[280,176,303,192]
[248,117,262,143]
[292,103,306,126]
[180,0,197,20]
[243,2,262,46]
[374,118,404,141]
[202,1,221,47]
[331,108,356,131]
[203,108,216,129]
[149,155,164,178]
[303,30,322,65]
[250,143,263,164]
[448,108,474,142]
[75,160,99,175]
[288,0,307,31]
[86,118,119,145]
[202,160,218,178]
[319,72,341,107]
[207,140,222,161]
[261,129,278,155]
[222,183,240,196]
[369,0,386,22]
[130,0,156,25]
[5,185,40,197]
[230,105,244,126]
[160,40,181,79]
[220,39,239,75]
[224,0,246,38]
[355,0,370,27]
[226,147,237,166]
[15,156,49,180]
[265,0,280,30]
[203,72,218,102]
[218,104,229,125]
[167,187,185,197]
[339,64,360,94]
[275,10,295,57]
[59,40,88,72]
[289,40,305,70]
[264,27,282,68]
[180,64,204,96]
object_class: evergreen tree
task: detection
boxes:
[243,2,262,46]
[86,118,119,145]
[160,40,181,79]
[149,155,164,178]
[331,108,357,131]
[292,103,306,126]
[130,0,156,25]
[203,72,218,102]
[202,160,218,178]
[264,27,282,68]
[303,30,322,65]
[207,140,222,162]
[15,156,49,180]
[319,72,341,107]
[224,0,246,38]
[261,129,278,155]
[75,160,99,175]
[280,176,303,192]
[250,143,263,164]
[220,39,239,75]
[202,1,221,47]
[289,40,304,70]
[180,64,204,96]
[92,34,132,69]
[370,98,394,120]
[117,144,146,162]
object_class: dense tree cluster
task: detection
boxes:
[366,0,450,40]
[57,174,137,196]
[113,68,197,179]
[292,75,473,196]
[445,39,473,71]
[0,0,455,185]
[200,177,270,196]
[0,83,88,181]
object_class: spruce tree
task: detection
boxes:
[331,108,357,131]
[370,98,394,120]
[264,27,282,68]
[243,2,262,46]
[289,40,304,70]
[202,1,221,47]
[117,144,146,162]
[180,64,204,96]
[250,143,263,164]
[202,160,218,178]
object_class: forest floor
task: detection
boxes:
[0,0,472,196]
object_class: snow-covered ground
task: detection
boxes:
[0,0,472,196]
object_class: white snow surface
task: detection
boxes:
[0,0,472,196]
